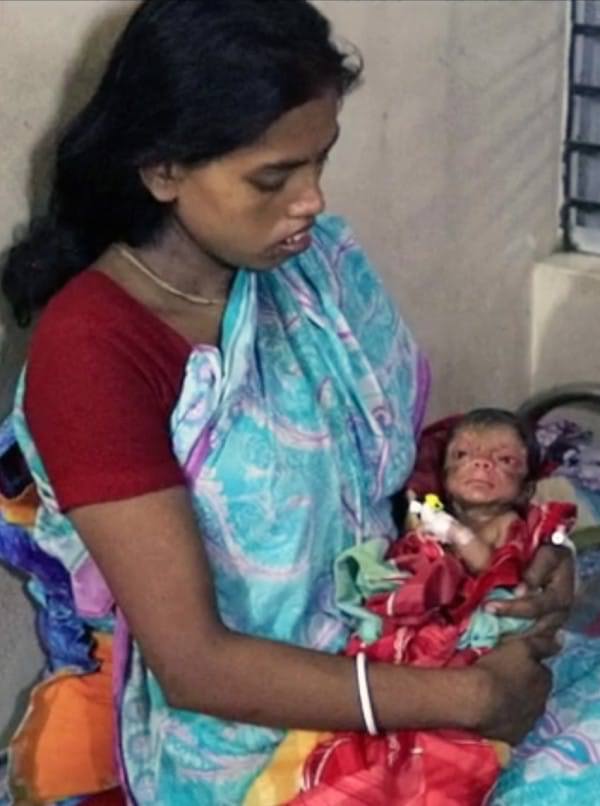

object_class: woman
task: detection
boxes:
[0,1,572,803]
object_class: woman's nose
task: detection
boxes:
[288,175,325,218]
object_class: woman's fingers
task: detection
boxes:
[522,546,575,607]
[522,630,563,660]
[485,545,575,621]
[487,589,568,621]
[525,612,568,638]
[501,614,564,656]
[522,545,562,588]
[474,640,552,744]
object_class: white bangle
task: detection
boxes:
[356,651,379,736]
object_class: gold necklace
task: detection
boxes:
[115,244,228,306]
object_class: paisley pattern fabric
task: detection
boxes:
[7,214,429,805]
[491,549,600,805]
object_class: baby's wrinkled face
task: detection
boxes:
[444,425,528,509]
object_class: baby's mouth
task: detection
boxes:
[464,478,494,490]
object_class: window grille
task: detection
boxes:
[564,0,600,252]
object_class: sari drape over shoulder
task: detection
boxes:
[7,215,429,805]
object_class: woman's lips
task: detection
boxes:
[274,228,312,256]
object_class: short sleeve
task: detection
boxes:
[24,315,186,512]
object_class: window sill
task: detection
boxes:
[531,251,600,392]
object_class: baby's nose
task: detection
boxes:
[472,456,492,470]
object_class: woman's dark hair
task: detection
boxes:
[445,407,542,482]
[3,0,362,325]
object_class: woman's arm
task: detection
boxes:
[485,544,575,635]
[70,487,551,742]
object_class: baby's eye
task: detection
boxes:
[499,455,515,465]
[454,449,468,460]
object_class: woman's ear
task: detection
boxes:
[139,163,182,202]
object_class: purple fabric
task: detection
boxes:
[72,555,114,619]
[0,517,94,672]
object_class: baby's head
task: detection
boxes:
[443,408,540,514]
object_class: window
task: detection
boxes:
[564,0,600,252]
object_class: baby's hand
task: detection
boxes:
[420,508,457,543]
[409,496,474,546]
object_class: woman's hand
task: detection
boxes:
[484,544,575,639]
[470,637,553,745]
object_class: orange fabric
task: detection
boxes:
[8,633,118,805]
[0,483,39,526]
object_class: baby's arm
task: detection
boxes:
[409,498,492,573]
[445,521,493,574]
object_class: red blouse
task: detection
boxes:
[24,270,192,511]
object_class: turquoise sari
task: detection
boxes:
[11,214,428,804]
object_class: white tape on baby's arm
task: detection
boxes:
[409,499,475,546]
[419,508,456,543]
[408,500,423,517]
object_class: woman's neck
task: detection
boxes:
[134,222,235,301]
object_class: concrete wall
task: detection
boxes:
[0,0,137,743]
[317,0,567,420]
[0,0,567,737]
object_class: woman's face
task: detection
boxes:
[444,425,528,509]
[158,91,340,271]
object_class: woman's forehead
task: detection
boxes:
[234,92,340,167]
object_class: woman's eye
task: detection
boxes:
[250,174,288,193]
[252,179,285,193]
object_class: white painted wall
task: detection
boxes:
[0,0,567,737]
